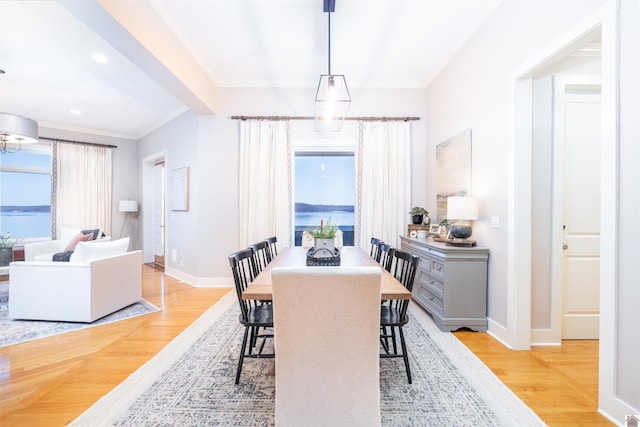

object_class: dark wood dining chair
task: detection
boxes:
[228,248,274,384]
[265,236,278,259]
[380,249,419,384]
[370,237,384,260]
[248,240,272,276]
[376,243,395,272]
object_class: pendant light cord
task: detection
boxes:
[327,11,331,75]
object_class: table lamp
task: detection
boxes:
[446,196,478,247]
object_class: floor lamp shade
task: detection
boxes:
[119,200,138,213]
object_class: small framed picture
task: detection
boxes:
[429,225,441,235]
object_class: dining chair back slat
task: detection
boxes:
[248,240,272,276]
[370,237,384,260]
[376,243,395,272]
[265,236,278,259]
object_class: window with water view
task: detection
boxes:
[294,152,354,246]
[0,148,52,239]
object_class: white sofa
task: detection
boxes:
[24,227,110,262]
[9,238,142,323]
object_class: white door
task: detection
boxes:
[561,86,601,339]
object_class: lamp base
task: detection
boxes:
[445,238,477,247]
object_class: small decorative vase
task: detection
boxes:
[313,238,335,258]
[0,248,14,266]
[412,215,423,225]
[422,216,431,225]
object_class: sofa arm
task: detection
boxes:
[23,240,63,261]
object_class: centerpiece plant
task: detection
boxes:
[305,218,339,239]
[306,218,339,257]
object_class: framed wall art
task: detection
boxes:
[436,129,472,222]
[170,166,189,211]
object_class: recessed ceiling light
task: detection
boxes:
[92,53,108,63]
[70,109,82,115]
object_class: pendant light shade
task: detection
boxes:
[315,1,350,131]
[0,112,39,153]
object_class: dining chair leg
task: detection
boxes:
[380,326,392,354]
[236,327,250,384]
[391,326,398,354]
[399,327,412,384]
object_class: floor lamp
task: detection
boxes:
[119,200,138,248]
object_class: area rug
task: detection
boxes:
[71,292,546,426]
[0,282,159,347]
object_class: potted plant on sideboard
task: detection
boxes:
[0,232,20,266]
[409,207,429,225]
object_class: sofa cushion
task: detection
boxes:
[69,238,130,263]
[64,232,93,251]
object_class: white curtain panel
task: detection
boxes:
[55,143,113,236]
[357,121,411,249]
[239,120,292,247]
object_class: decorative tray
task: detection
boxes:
[306,248,341,266]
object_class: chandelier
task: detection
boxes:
[0,112,39,154]
[315,0,350,131]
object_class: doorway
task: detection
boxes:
[152,160,166,271]
[142,151,167,271]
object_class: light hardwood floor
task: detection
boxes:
[0,265,612,426]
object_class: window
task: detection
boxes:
[0,146,52,239]
[294,152,355,245]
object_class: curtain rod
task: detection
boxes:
[230,115,420,122]
[39,136,118,149]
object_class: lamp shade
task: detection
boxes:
[0,112,39,144]
[315,74,351,131]
[447,196,478,221]
[119,200,138,212]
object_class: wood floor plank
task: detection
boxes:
[1,265,612,426]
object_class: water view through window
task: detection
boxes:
[294,153,354,246]
[0,150,52,239]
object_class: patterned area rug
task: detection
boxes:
[0,282,159,347]
[72,292,545,426]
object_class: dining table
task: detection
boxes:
[242,246,411,301]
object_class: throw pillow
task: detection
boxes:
[64,232,93,252]
[81,228,103,240]
[52,251,74,262]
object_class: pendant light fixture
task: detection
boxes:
[0,112,39,154]
[315,0,350,131]
[0,71,39,154]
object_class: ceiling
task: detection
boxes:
[0,0,503,140]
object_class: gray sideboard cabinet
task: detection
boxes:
[400,236,490,332]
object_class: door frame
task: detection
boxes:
[508,5,614,351]
[509,1,620,419]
